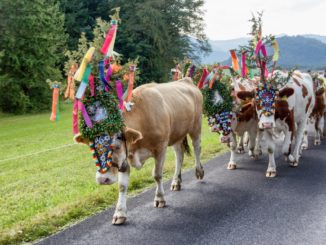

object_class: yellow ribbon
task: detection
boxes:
[272,40,280,62]
[74,47,95,82]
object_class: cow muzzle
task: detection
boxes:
[96,171,117,185]
[261,122,273,129]
[221,135,231,143]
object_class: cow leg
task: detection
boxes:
[314,117,322,145]
[191,135,204,180]
[112,165,130,225]
[301,129,309,150]
[254,129,263,157]
[265,132,277,178]
[282,129,292,160]
[237,133,245,154]
[248,128,258,158]
[171,142,184,191]
[289,120,306,166]
[227,132,237,170]
[323,112,326,137]
[153,149,167,208]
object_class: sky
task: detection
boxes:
[204,0,326,40]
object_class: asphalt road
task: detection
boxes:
[38,136,326,245]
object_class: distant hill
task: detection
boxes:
[202,35,326,69]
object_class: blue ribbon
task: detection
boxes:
[99,60,112,90]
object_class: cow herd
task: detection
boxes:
[75,71,325,225]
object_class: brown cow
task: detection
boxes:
[75,78,204,225]
[306,75,325,145]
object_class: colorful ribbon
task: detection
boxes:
[230,50,239,72]
[115,80,124,110]
[78,100,93,128]
[254,40,263,55]
[173,64,181,81]
[101,20,118,57]
[74,47,95,82]
[50,86,60,121]
[75,64,92,99]
[209,72,219,89]
[105,63,113,82]
[188,65,196,78]
[99,60,112,91]
[272,40,280,62]
[241,52,247,78]
[124,65,136,102]
[197,68,209,89]
[89,74,95,97]
[73,100,79,134]
[65,64,78,100]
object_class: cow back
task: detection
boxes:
[123,78,203,149]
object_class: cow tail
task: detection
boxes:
[182,136,191,156]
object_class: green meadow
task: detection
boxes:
[0,102,227,244]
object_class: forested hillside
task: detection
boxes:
[0,0,210,113]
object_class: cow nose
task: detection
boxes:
[262,122,273,129]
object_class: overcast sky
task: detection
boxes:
[204,0,326,40]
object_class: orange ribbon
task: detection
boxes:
[230,50,239,72]
[65,64,78,100]
[50,87,59,121]
[125,65,136,102]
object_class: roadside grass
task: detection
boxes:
[0,102,227,245]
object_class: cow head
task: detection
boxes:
[255,86,294,129]
[236,90,257,121]
[74,133,129,185]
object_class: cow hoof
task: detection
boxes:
[266,171,277,178]
[237,147,245,154]
[227,163,237,170]
[289,161,298,167]
[154,200,166,208]
[301,144,308,150]
[170,183,181,191]
[112,216,127,225]
[314,140,321,145]
[288,154,295,162]
[195,167,204,180]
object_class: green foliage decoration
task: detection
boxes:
[202,74,233,117]
[79,87,124,140]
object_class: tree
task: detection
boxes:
[0,0,66,113]
[60,0,211,84]
[113,0,211,83]
[59,0,111,50]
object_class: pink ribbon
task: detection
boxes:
[255,40,263,55]
[105,64,113,82]
[78,100,93,128]
[89,74,95,97]
[241,53,246,77]
[115,80,124,110]
[73,100,79,134]
[197,68,209,89]
[100,24,117,55]
[260,44,268,57]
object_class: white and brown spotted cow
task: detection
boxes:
[252,71,315,177]
[76,78,204,225]
[209,78,262,170]
[303,75,325,146]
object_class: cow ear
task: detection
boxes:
[124,127,143,145]
[236,90,254,101]
[73,133,90,145]
[316,88,325,96]
[279,87,294,98]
